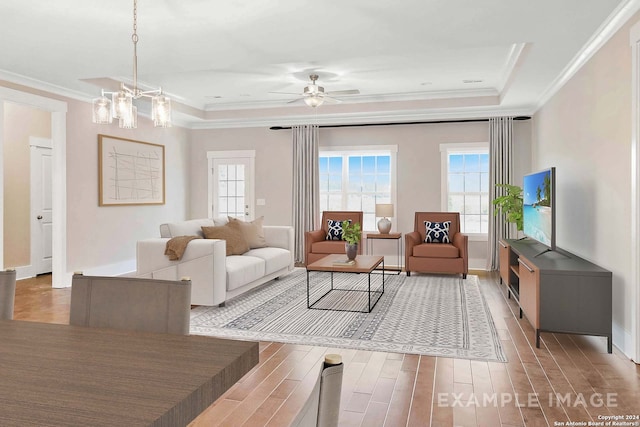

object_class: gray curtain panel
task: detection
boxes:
[487,116,515,270]
[292,125,320,264]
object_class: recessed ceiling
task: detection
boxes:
[0,0,630,127]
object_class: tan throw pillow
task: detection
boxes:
[201,224,249,256]
[227,216,267,249]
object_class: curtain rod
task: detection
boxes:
[269,116,531,130]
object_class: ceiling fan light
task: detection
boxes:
[304,95,324,108]
[119,105,137,129]
[92,95,112,124]
[152,94,172,128]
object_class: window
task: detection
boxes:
[440,143,489,236]
[319,146,397,231]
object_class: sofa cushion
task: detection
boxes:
[225,256,266,291]
[244,247,291,275]
[312,240,346,255]
[326,219,349,241]
[160,218,214,238]
[202,225,249,255]
[413,243,459,258]
[227,217,267,249]
[424,220,451,243]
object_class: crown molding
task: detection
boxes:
[497,43,526,94]
[203,88,500,111]
[0,69,92,103]
[187,105,536,130]
[535,0,640,111]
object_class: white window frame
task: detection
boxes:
[440,142,489,241]
[319,145,398,232]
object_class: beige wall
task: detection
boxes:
[0,81,191,277]
[189,120,532,268]
[533,11,640,354]
[2,102,51,268]
[65,99,191,272]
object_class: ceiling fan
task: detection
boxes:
[272,74,360,107]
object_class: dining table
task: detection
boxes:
[0,320,259,426]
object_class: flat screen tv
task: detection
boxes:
[522,167,556,251]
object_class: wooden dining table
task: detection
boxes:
[0,320,259,426]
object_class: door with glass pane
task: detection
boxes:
[209,153,255,220]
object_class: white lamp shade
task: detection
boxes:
[375,204,394,218]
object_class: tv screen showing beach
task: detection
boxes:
[523,168,554,248]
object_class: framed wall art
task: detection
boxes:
[98,134,165,206]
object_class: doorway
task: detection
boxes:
[0,87,68,287]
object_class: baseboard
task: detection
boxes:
[468,258,488,271]
[612,321,637,362]
[13,264,36,280]
[76,259,137,279]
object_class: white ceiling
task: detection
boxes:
[0,0,632,127]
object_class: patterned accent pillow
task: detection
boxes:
[326,219,350,241]
[424,221,452,243]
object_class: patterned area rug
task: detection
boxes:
[190,269,506,362]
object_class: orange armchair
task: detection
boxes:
[405,212,468,279]
[305,211,363,265]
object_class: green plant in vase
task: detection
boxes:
[341,221,361,261]
[492,184,524,231]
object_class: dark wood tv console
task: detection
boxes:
[499,238,612,353]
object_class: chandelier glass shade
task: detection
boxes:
[92,0,171,128]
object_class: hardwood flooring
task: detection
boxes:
[11,272,640,426]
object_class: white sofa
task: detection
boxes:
[136,218,294,306]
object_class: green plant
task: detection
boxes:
[492,184,524,231]
[341,221,361,245]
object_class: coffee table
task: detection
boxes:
[306,254,385,313]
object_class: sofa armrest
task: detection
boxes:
[136,238,228,306]
[405,231,421,256]
[453,232,469,273]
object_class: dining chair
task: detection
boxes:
[69,273,191,335]
[0,269,17,320]
[291,354,344,427]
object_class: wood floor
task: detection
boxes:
[12,272,640,426]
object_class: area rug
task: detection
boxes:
[190,269,506,362]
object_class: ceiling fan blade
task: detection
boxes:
[322,96,341,104]
[327,89,360,96]
[270,91,302,95]
[287,98,305,104]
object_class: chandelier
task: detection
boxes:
[92,0,171,128]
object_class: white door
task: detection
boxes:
[30,139,53,275]
[208,151,255,220]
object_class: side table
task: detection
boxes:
[366,232,403,274]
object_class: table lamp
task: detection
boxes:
[375,204,394,234]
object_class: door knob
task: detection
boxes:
[37,215,43,220]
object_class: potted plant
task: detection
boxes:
[492,184,524,231]
[341,220,361,261]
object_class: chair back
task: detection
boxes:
[0,269,17,320]
[291,354,343,427]
[69,274,191,335]
[414,212,461,242]
[320,211,363,234]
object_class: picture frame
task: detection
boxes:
[98,134,165,206]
